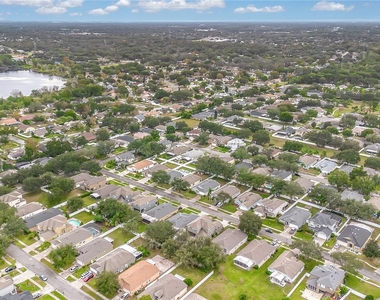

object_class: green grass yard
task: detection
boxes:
[81,286,103,300]
[66,276,76,282]
[345,275,380,297]
[39,295,55,300]
[105,228,135,248]
[164,162,178,169]
[213,147,229,153]
[294,231,314,242]
[16,280,40,293]
[262,218,285,232]
[24,189,86,208]
[15,233,37,246]
[196,248,292,300]
[32,276,47,287]
[172,265,207,286]
[73,211,94,224]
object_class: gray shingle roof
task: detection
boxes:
[24,208,63,229]
[168,213,198,229]
[337,223,373,248]
[279,207,311,228]
[307,265,345,291]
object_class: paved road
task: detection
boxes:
[7,244,92,300]
[101,169,239,225]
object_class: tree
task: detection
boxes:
[50,177,75,193]
[196,156,236,180]
[22,177,44,193]
[236,128,251,139]
[291,240,323,260]
[0,235,10,257]
[238,211,262,236]
[363,240,380,258]
[279,112,293,123]
[349,167,367,180]
[304,130,332,147]
[95,271,120,296]
[49,245,78,269]
[231,147,250,161]
[331,252,363,274]
[172,178,190,191]
[336,149,360,164]
[3,215,27,237]
[175,236,225,271]
[194,132,209,146]
[81,161,101,174]
[284,182,304,199]
[365,296,375,300]
[145,221,176,249]
[351,176,375,195]
[96,128,110,141]
[247,145,260,156]
[97,141,114,157]
[66,196,84,212]
[252,130,270,145]
[268,178,288,196]
[45,138,72,157]
[308,185,341,207]
[283,141,303,152]
[152,170,171,185]
[327,170,350,190]
[365,157,380,171]
[95,199,140,226]
[139,296,153,300]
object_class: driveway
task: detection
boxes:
[7,244,92,300]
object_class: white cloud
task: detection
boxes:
[58,0,83,8]
[234,5,284,13]
[105,5,119,12]
[312,1,354,11]
[0,0,53,6]
[131,9,139,13]
[69,12,82,16]
[115,0,130,6]
[138,0,225,12]
[35,6,67,14]
[89,8,108,15]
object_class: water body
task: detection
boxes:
[0,70,65,98]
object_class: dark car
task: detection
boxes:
[289,228,296,234]
[265,228,273,234]
[4,266,16,273]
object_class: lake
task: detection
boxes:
[0,70,65,99]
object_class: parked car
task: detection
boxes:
[265,228,273,233]
[32,293,42,299]
[4,266,16,273]
[121,292,130,299]
[39,275,48,281]
[289,228,296,234]
[83,273,94,282]
[70,265,79,273]
[81,271,92,279]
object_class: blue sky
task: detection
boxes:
[0,0,379,22]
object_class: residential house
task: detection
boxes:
[0,190,26,207]
[115,152,136,167]
[219,156,235,165]
[213,185,241,201]
[127,160,155,173]
[182,149,204,161]
[364,143,380,155]
[212,229,248,255]
[133,132,150,140]
[279,207,311,230]
[155,125,167,135]
[234,240,276,270]
[235,192,262,211]
[182,174,202,188]
[91,185,134,203]
[82,132,97,142]
[268,250,304,286]
[192,179,220,196]
[252,167,271,176]
[36,215,74,242]
[168,213,199,230]
[299,155,319,169]
[271,170,292,182]
[235,161,253,172]
[187,215,223,237]
[51,227,94,249]
[307,265,345,295]
[294,177,315,193]
[167,145,191,156]
[90,248,136,275]
[142,203,178,223]
[167,170,183,182]
[308,212,342,241]
[0,118,19,126]
[257,198,288,218]
[208,134,233,147]
[0,276,15,297]
[341,189,364,202]
[118,261,160,294]
[226,138,246,151]
[116,135,135,147]
[138,274,187,300]
[314,159,338,175]
[0,291,33,300]
[34,128,47,138]
[71,173,107,191]
[16,202,44,219]
[337,222,373,252]
[130,194,158,213]
[144,164,169,178]
[25,208,63,231]
[186,129,201,139]
[339,164,356,175]
[76,238,113,266]
[7,148,25,161]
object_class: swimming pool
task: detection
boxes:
[68,218,81,227]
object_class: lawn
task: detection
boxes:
[107,179,128,187]
[288,277,307,300]
[294,231,314,242]
[112,147,127,154]
[82,196,98,208]
[345,274,380,297]
[172,264,207,286]
[105,228,135,248]
[323,236,337,249]
[213,177,229,186]
[213,147,229,153]
[66,276,76,282]
[73,266,90,279]
[87,278,117,299]
[39,295,55,300]
[175,118,200,128]
[177,189,197,199]
[40,258,62,272]
[16,279,40,293]
[23,189,86,208]
[81,286,103,300]
[179,167,194,172]
[164,162,178,169]
[262,218,285,232]
[221,203,237,213]
[0,258,10,270]
[15,233,37,246]
[36,241,51,253]
[196,248,292,300]
[73,211,94,224]
[32,276,47,287]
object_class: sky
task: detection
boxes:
[0,0,379,22]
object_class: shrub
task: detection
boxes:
[184,278,193,286]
